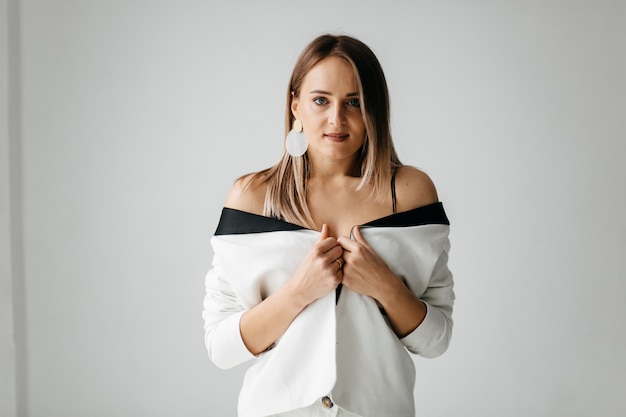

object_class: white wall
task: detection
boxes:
[5,0,625,416]
[2,0,21,416]
[1,0,16,413]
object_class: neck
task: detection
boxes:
[307,153,360,182]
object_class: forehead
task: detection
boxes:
[301,56,358,92]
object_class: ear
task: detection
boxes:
[290,93,300,119]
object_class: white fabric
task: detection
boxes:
[268,397,363,416]
[203,223,454,417]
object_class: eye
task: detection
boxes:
[347,98,360,107]
[313,97,328,105]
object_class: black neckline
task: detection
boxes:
[214,202,449,235]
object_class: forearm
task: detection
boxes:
[376,276,427,338]
[239,285,308,355]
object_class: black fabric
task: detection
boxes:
[391,172,397,214]
[362,202,449,228]
[215,202,448,236]
[215,208,307,235]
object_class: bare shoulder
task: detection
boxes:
[224,172,267,216]
[394,166,439,212]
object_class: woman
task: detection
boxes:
[203,34,454,417]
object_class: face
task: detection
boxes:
[291,56,366,164]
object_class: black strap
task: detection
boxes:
[391,172,397,214]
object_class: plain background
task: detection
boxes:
[2,0,626,416]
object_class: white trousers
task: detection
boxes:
[268,397,363,417]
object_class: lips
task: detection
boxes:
[324,132,349,142]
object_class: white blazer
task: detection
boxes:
[203,202,454,417]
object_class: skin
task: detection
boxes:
[225,56,439,355]
[292,56,367,174]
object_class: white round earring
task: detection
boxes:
[285,119,308,157]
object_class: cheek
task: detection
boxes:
[300,109,323,133]
[298,104,321,124]
[350,116,366,134]
[305,102,325,115]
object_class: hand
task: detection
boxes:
[337,226,396,300]
[285,224,344,308]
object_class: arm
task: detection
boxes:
[208,176,343,357]
[337,166,454,357]
[338,226,454,358]
[401,243,454,357]
[203,263,253,369]
[338,226,427,338]
[239,224,343,355]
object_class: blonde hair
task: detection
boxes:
[249,34,402,228]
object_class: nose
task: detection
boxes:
[328,103,345,126]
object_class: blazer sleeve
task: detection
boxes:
[400,236,454,358]
[202,255,256,369]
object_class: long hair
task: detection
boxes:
[249,34,401,228]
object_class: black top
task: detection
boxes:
[215,202,449,236]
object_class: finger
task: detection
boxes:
[318,224,330,241]
[337,236,358,252]
[317,235,342,254]
[351,226,368,244]
[316,224,338,252]
[324,245,343,261]
[352,226,374,251]
[334,258,344,272]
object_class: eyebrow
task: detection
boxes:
[308,89,359,97]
